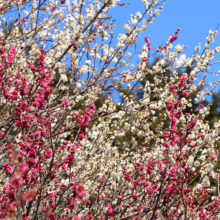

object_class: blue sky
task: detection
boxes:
[109,0,220,99]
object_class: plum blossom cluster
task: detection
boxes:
[0,0,220,219]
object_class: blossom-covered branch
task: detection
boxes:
[0,0,219,219]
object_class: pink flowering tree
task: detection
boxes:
[0,0,220,219]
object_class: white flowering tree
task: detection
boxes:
[0,0,220,219]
